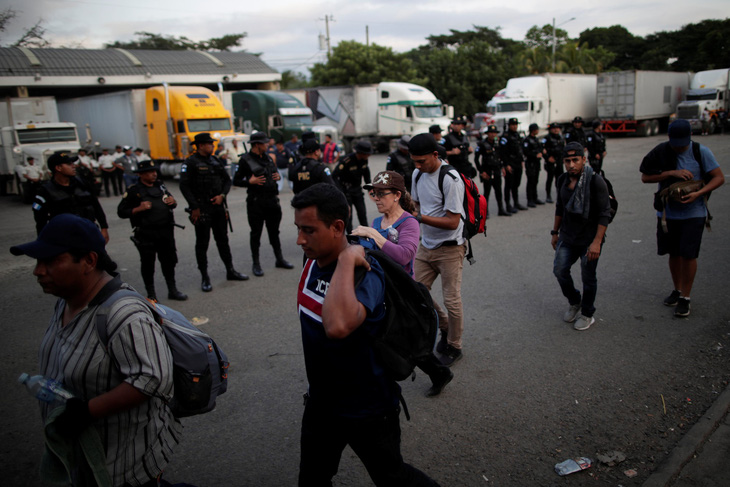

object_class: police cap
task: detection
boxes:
[249,131,269,145]
[428,124,443,134]
[192,132,217,145]
[134,160,158,173]
[573,116,584,124]
[452,116,468,125]
[408,133,438,156]
[549,122,560,129]
[354,140,373,154]
[301,130,316,141]
[508,118,519,125]
[302,138,321,154]
[486,124,499,133]
[47,150,78,172]
[592,119,602,129]
[529,123,539,132]
[397,135,411,150]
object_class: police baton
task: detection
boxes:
[223,197,233,233]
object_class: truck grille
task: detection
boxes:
[677,105,699,120]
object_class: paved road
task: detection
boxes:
[1,135,728,486]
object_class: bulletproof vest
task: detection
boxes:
[333,153,366,187]
[543,133,564,158]
[387,151,414,178]
[478,140,501,168]
[184,154,226,202]
[41,178,98,222]
[523,135,542,161]
[586,132,605,158]
[565,127,587,147]
[129,182,174,229]
[292,158,322,194]
[445,131,469,166]
[242,152,278,194]
[500,131,524,165]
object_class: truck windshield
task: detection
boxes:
[413,106,444,118]
[497,102,529,113]
[17,127,78,144]
[187,119,231,132]
[283,115,313,127]
[686,93,717,101]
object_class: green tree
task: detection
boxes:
[519,47,553,74]
[579,25,645,70]
[557,41,615,74]
[280,70,309,89]
[309,40,424,86]
[106,31,246,51]
[524,24,569,50]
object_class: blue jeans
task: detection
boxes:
[553,240,600,318]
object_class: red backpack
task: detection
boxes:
[415,164,487,264]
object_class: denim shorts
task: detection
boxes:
[656,217,705,259]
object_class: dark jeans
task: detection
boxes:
[299,404,439,487]
[194,205,233,273]
[247,194,283,258]
[344,187,368,234]
[503,164,523,207]
[553,240,600,317]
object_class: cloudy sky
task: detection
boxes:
[1,0,727,74]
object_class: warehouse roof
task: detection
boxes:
[0,47,280,87]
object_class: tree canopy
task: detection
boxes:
[105,31,247,51]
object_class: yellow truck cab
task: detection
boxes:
[146,85,235,161]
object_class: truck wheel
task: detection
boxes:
[636,121,650,137]
[650,119,660,136]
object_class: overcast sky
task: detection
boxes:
[2,0,727,74]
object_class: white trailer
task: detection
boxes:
[287,82,453,151]
[676,68,730,133]
[597,70,690,136]
[0,97,80,196]
[487,73,597,134]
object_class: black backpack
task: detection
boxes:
[355,249,438,382]
[601,174,618,224]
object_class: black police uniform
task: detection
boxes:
[385,149,415,192]
[444,129,476,178]
[179,151,241,283]
[234,150,292,274]
[498,129,526,211]
[523,134,544,206]
[33,177,108,235]
[291,157,335,194]
[542,131,565,202]
[586,130,607,174]
[474,137,507,215]
[564,125,587,148]
[332,152,371,233]
[117,178,185,301]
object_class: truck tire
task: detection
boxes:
[650,119,660,136]
[636,121,650,137]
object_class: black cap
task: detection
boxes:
[10,214,106,260]
[408,133,438,156]
[354,140,373,154]
[134,147,144,152]
[429,124,443,134]
[549,122,560,129]
[529,123,539,132]
[592,119,602,129]
[573,116,584,123]
[562,142,585,157]
[486,124,499,133]
[249,131,268,145]
[301,130,316,141]
[452,116,468,125]
[47,151,78,172]
[302,138,321,154]
[508,118,519,125]
[668,119,691,147]
[134,160,158,173]
[436,144,447,159]
[192,132,217,145]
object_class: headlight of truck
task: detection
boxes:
[12,146,22,154]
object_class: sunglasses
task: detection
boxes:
[369,190,393,199]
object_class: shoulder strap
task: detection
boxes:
[392,214,417,229]
[437,164,457,205]
[692,142,705,179]
[95,288,157,349]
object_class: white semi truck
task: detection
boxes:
[0,97,81,197]
[486,74,597,134]
[676,68,730,134]
[597,70,690,136]
[286,82,453,152]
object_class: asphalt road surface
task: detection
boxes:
[1,134,728,486]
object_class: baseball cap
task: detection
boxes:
[363,171,407,194]
[668,119,691,147]
[408,133,438,156]
[397,135,411,150]
[249,131,269,145]
[10,214,106,260]
[562,142,585,157]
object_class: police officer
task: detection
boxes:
[234,131,294,277]
[542,122,565,203]
[33,150,109,241]
[586,119,607,174]
[332,139,373,233]
[564,116,587,148]
[475,125,510,217]
[117,160,187,302]
[498,118,527,213]
[430,124,445,145]
[385,135,415,192]
[444,116,476,177]
[179,132,248,292]
[290,138,335,194]
[523,123,545,207]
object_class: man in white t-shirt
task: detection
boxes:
[98,148,120,197]
[409,133,467,366]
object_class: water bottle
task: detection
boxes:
[18,373,74,404]
[386,226,399,244]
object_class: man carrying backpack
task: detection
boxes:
[408,133,467,366]
[551,142,612,331]
[639,119,724,317]
[10,214,182,487]
[291,183,439,487]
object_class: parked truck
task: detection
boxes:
[486,74,597,134]
[286,82,453,152]
[0,97,81,196]
[597,70,690,136]
[223,90,338,144]
[57,85,237,165]
[676,68,730,134]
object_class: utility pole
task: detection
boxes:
[366,25,369,47]
[322,14,334,59]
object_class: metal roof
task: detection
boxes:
[0,47,279,87]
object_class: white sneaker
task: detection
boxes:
[574,315,595,331]
[563,304,581,323]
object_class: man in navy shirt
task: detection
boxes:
[292,183,439,486]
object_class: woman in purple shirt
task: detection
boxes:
[352,171,420,276]
[352,171,453,397]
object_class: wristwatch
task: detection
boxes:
[550,230,559,235]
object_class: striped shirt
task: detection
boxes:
[39,279,182,486]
